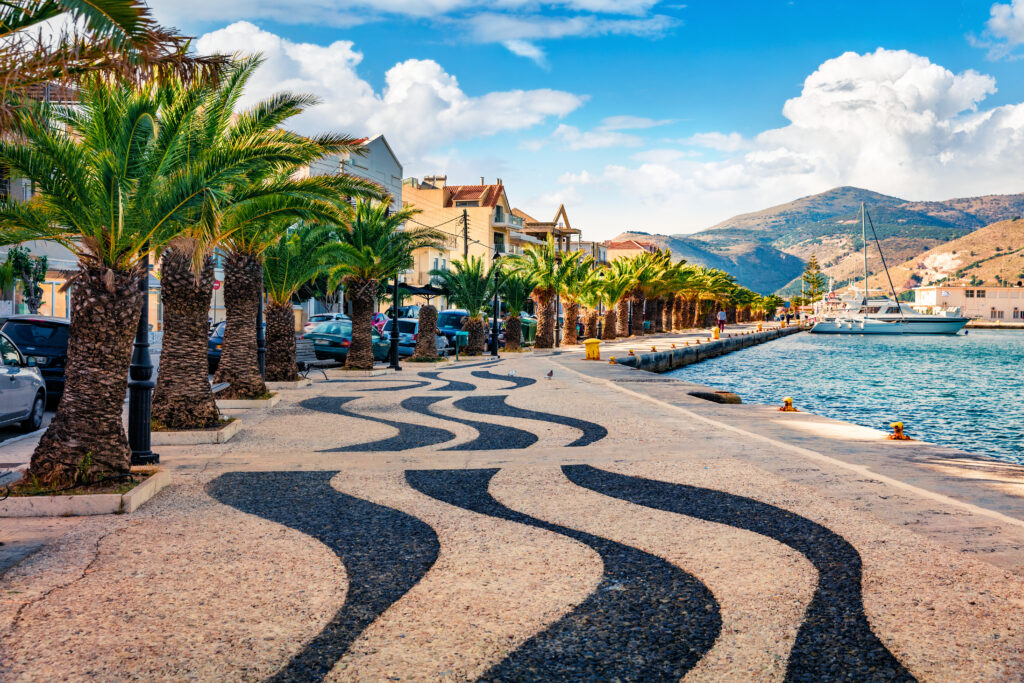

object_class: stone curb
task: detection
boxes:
[0,469,170,517]
[150,418,243,446]
[266,378,312,390]
[216,393,281,410]
[327,368,395,378]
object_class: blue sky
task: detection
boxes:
[150,1,1024,239]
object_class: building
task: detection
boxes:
[402,175,517,290]
[603,239,659,262]
[913,283,1024,320]
[579,240,609,265]
[510,204,581,253]
[301,133,403,212]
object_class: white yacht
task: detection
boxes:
[810,204,968,335]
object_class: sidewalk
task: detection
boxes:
[0,346,1021,680]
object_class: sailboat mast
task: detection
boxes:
[861,202,867,304]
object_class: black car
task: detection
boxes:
[1,315,69,405]
[304,320,390,363]
[208,321,225,372]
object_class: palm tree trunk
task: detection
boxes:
[464,316,486,355]
[29,265,142,487]
[412,305,439,359]
[152,249,219,429]
[631,290,645,336]
[673,294,686,330]
[602,308,617,340]
[563,301,580,344]
[583,309,598,339]
[504,314,523,351]
[617,298,630,336]
[727,307,737,324]
[535,294,555,348]
[265,301,298,382]
[345,277,379,369]
[214,253,267,398]
[653,297,665,333]
[663,296,674,331]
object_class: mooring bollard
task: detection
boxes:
[608,355,616,364]
[779,397,798,412]
[888,422,912,440]
[583,338,601,361]
[628,349,635,356]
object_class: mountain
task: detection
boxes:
[671,186,1024,293]
[882,219,1024,292]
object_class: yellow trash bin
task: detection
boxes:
[583,338,601,361]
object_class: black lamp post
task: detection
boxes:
[554,253,562,348]
[491,248,502,357]
[128,248,158,466]
[388,274,402,371]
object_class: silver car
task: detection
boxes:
[0,331,46,432]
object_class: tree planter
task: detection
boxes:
[150,418,242,445]
[328,367,395,378]
[0,468,169,517]
[265,378,312,390]
[216,393,280,410]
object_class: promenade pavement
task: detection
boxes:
[1,325,1023,681]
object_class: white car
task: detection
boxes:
[302,313,350,336]
[0,331,46,432]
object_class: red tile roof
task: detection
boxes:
[604,240,658,252]
[445,184,506,208]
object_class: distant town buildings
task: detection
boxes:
[913,283,1024,320]
[604,239,659,262]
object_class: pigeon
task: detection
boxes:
[507,370,517,376]
[546,370,554,380]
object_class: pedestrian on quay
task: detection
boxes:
[717,309,727,333]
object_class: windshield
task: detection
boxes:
[384,320,417,334]
[315,321,352,336]
[2,320,70,349]
[438,313,465,328]
[309,315,334,323]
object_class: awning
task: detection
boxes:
[400,283,447,297]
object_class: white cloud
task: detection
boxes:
[972,1,1024,59]
[502,39,548,66]
[599,115,673,130]
[194,22,584,168]
[561,48,1024,235]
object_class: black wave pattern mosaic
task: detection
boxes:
[469,370,537,389]
[206,471,439,682]
[452,394,608,447]
[406,468,721,681]
[564,465,916,683]
[420,371,476,392]
[356,379,433,392]
[300,396,456,452]
[403,396,540,451]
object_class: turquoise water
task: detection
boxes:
[666,330,1024,464]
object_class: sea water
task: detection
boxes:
[666,329,1024,464]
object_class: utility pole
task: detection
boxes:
[462,209,469,259]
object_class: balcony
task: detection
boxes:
[492,212,524,228]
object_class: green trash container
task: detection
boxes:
[521,317,537,345]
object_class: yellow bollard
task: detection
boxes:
[608,356,616,364]
[583,338,601,361]
[671,343,676,349]
[628,349,635,356]
[888,422,912,440]
[651,346,657,352]
[712,327,720,340]
[778,397,798,412]
[757,322,763,332]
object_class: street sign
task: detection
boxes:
[213,280,222,290]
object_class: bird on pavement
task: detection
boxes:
[546,370,553,380]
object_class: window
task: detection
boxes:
[976,289,986,298]
[494,232,506,253]
[0,335,20,366]
[455,200,478,207]
[495,206,504,222]
[965,290,974,298]
[3,321,69,348]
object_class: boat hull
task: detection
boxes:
[869,317,969,334]
[811,319,906,335]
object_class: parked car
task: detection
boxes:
[381,317,419,357]
[1,315,69,404]
[208,321,225,373]
[304,320,390,363]
[302,312,349,336]
[0,330,46,431]
[436,309,469,345]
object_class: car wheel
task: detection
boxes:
[20,392,44,432]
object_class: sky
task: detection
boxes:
[147,0,1024,240]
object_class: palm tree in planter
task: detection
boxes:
[329,199,443,369]
[0,77,244,485]
[155,57,380,417]
[410,304,440,360]
[512,236,562,348]
[599,271,632,340]
[431,255,497,356]
[608,258,637,336]
[558,252,595,345]
[499,271,537,352]
[577,266,606,339]
[262,222,345,380]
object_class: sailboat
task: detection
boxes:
[810,204,969,335]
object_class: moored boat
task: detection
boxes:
[811,316,906,334]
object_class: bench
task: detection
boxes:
[296,337,333,379]
[211,382,230,394]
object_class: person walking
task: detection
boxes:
[717,308,727,333]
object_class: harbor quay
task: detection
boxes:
[1,325,1022,681]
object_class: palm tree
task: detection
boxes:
[431,255,497,356]
[156,57,379,415]
[511,236,562,348]
[558,251,595,345]
[577,267,605,339]
[499,270,536,352]
[411,304,440,359]
[262,223,345,380]
[0,76,243,485]
[331,200,442,368]
[607,257,636,336]
[599,270,632,340]
[0,0,227,131]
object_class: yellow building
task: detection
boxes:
[403,176,518,289]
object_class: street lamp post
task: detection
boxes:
[388,274,402,371]
[491,248,501,357]
[554,253,562,348]
[127,248,158,466]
